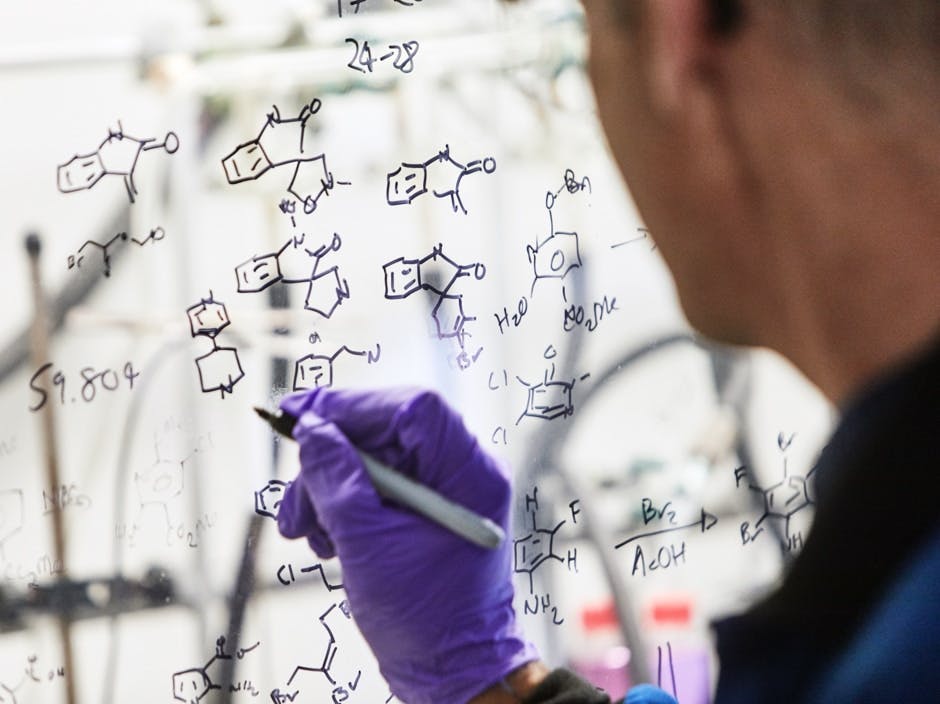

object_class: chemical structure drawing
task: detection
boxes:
[130,425,214,534]
[736,433,817,554]
[0,655,66,704]
[515,346,590,426]
[186,292,245,398]
[271,599,394,704]
[57,122,179,203]
[294,343,381,391]
[526,169,591,298]
[221,99,350,214]
[386,145,496,215]
[67,226,165,278]
[171,636,261,703]
[513,486,580,626]
[382,244,486,367]
[0,489,24,563]
[254,479,290,520]
[235,231,350,318]
[276,561,344,591]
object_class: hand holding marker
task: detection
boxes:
[254,405,505,549]
[262,387,537,704]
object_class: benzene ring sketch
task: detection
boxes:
[234,232,351,319]
[386,145,496,215]
[382,244,486,363]
[527,169,591,298]
[221,99,349,214]
[185,292,245,398]
[57,122,179,203]
[293,344,381,391]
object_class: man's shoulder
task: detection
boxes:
[807,526,940,703]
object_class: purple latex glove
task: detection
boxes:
[277,387,539,704]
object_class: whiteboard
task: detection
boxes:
[0,1,832,702]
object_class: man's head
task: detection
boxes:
[542,0,940,401]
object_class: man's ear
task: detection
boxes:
[645,0,718,113]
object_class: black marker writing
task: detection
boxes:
[57,122,178,203]
[172,635,261,703]
[735,433,816,554]
[28,361,139,412]
[386,145,496,215]
[337,0,423,18]
[185,292,244,398]
[67,226,166,277]
[221,99,349,215]
[346,38,419,74]
[294,344,381,391]
[235,232,350,319]
[527,169,590,299]
[514,487,581,627]
[383,244,486,369]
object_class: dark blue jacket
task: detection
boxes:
[713,337,940,703]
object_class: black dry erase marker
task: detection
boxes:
[254,406,505,550]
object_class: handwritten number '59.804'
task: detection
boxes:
[28,362,139,412]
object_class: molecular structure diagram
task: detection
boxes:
[0,656,65,703]
[235,230,350,319]
[275,561,344,591]
[254,479,289,520]
[382,244,486,368]
[294,343,381,391]
[735,432,817,554]
[57,122,179,203]
[526,169,591,298]
[0,489,25,564]
[271,599,394,704]
[171,636,260,704]
[221,99,349,214]
[67,226,165,278]
[515,345,590,426]
[513,486,580,626]
[130,422,213,535]
[386,145,496,215]
[185,292,245,398]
